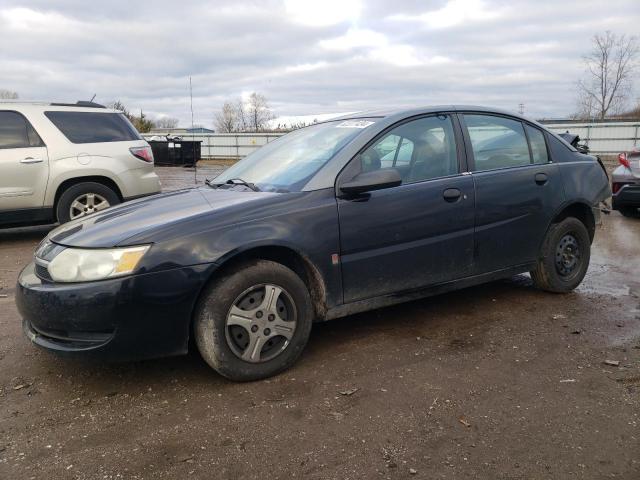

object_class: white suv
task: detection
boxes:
[0,101,161,227]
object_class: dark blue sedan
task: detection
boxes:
[16,106,611,381]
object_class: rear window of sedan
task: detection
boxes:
[44,111,142,144]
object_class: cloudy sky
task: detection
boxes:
[0,0,638,126]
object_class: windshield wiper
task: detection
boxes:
[205,178,260,192]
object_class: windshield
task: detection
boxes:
[211,119,376,192]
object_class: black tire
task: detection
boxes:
[194,260,314,381]
[530,217,591,293]
[56,182,120,223]
[619,206,640,218]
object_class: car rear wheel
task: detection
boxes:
[194,260,313,381]
[56,182,120,223]
[619,206,640,218]
[530,217,591,293]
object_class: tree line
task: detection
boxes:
[109,101,178,133]
[0,89,19,99]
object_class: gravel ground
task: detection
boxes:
[0,166,638,479]
[155,165,227,192]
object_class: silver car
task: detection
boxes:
[0,101,161,227]
[612,148,640,218]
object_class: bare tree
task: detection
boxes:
[577,31,639,120]
[0,89,19,99]
[155,117,179,129]
[214,102,239,133]
[234,99,248,132]
[245,92,273,131]
[214,93,273,132]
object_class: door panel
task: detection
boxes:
[0,111,49,211]
[471,163,564,273]
[338,176,475,302]
[0,147,49,211]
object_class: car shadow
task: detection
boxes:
[0,224,54,243]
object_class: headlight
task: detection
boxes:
[46,246,150,283]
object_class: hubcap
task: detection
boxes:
[555,234,581,277]
[69,193,110,220]
[225,284,297,363]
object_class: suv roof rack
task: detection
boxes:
[49,101,106,109]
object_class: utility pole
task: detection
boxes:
[189,76,196,184]
[518,103,525,115]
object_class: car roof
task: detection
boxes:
[328,105,550,134]
[0,101,117,114]
[334,105,532,121]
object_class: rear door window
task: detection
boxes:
[44,111,141,144]
[0,111,44,149]
[464,114,530,171]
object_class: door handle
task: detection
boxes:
[21,157,44,164]
[534,173,548,185]
[443,188,462,202]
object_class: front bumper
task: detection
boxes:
[612,184,640,210]
[16,262,214,360]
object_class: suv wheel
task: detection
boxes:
[530,217,591,293]
[56,182,120,223]
[194,260,313,381]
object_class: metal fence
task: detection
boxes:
[542,121,639,154]
[143,132,283,159]
[145,120,640,160]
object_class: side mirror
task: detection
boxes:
[339,169,402,196]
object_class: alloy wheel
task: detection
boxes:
[69,193,111,220]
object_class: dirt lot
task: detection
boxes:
[0,168,639,479]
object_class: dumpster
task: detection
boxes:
[148,138,202,166]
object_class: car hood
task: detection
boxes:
[48,187,279,248]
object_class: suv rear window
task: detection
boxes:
[44,111,141,144]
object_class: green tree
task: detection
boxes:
[109,100,155,133]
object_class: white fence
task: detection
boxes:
[542,121,639,154]
[143,132,283,159]
[145,120,640,160]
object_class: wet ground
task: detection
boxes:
[0,168,639,479]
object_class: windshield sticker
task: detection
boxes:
[335,120,374,129]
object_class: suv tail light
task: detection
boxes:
[612,182,630,194]
[618,152,631,169]
[130,146,153,163]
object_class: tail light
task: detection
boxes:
[130,146,153,163]
[618,152,631,169]
[613,182,631,194]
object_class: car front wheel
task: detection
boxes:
[530,217,591,293]
[194,260,313,381]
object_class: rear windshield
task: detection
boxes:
[44,111,141,144]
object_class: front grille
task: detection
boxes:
[35,264,52,281]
